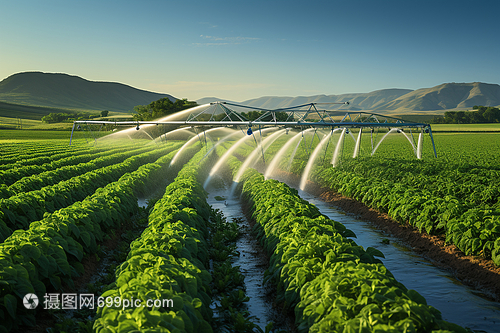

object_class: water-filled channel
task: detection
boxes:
[206,186,293,331]
[204,180,500,332]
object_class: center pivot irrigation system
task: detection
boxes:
[70,101,437,159]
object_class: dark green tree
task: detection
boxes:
[41,112,98,123]
[41,113,64,123]
[483,107,500,122]
[133,98,198,121]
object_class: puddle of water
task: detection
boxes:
[137,198,148,208]
[297,189,500,332]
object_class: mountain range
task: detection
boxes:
[0,72,175,113]
[200,83,500,113]
[1,72,500,119]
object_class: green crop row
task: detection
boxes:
[1,145,156,198]
[0,143,198,332]
[94,148,215,333]
[0,149,92,186]
[0,144,58,161]
[0,142,141,187]
[0,144,179,242]
[0,150,84,172]
[224,154,467,332]
[331,157,500,209]
[0,144,88,168]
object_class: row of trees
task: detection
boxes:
[241,110,290,121]
[132,98,198,121]
[432,106,500,124]
[41,96,199,124]
[41,110,109,123]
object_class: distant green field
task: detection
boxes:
[0,100,89,120]
[430,123,500,132]
[0,114,133,131]
[0,100,132,122]
[0,116,75,130]
[0,128,113,141]
[0,129,77,141]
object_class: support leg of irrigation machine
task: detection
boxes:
[428,126,438,158]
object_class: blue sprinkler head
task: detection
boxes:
[247,127,253,135]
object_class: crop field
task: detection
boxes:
[0,128,498,332]
[430,124,500,132]
[307,132,500,265]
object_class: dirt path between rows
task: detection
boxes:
[303,180,500,302]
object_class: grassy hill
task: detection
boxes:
[0,72,176,112]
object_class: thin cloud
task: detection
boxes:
[193,35,260,46]
[199,22,218,28]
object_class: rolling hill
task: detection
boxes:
[375,82,500,112]
[0,72,176,113]
[213,82,500,113]
[239,88,413,110]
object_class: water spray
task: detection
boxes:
[69,101,437,159]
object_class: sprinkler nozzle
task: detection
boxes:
[247,127,253,135]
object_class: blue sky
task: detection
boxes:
[1,0,499,101]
